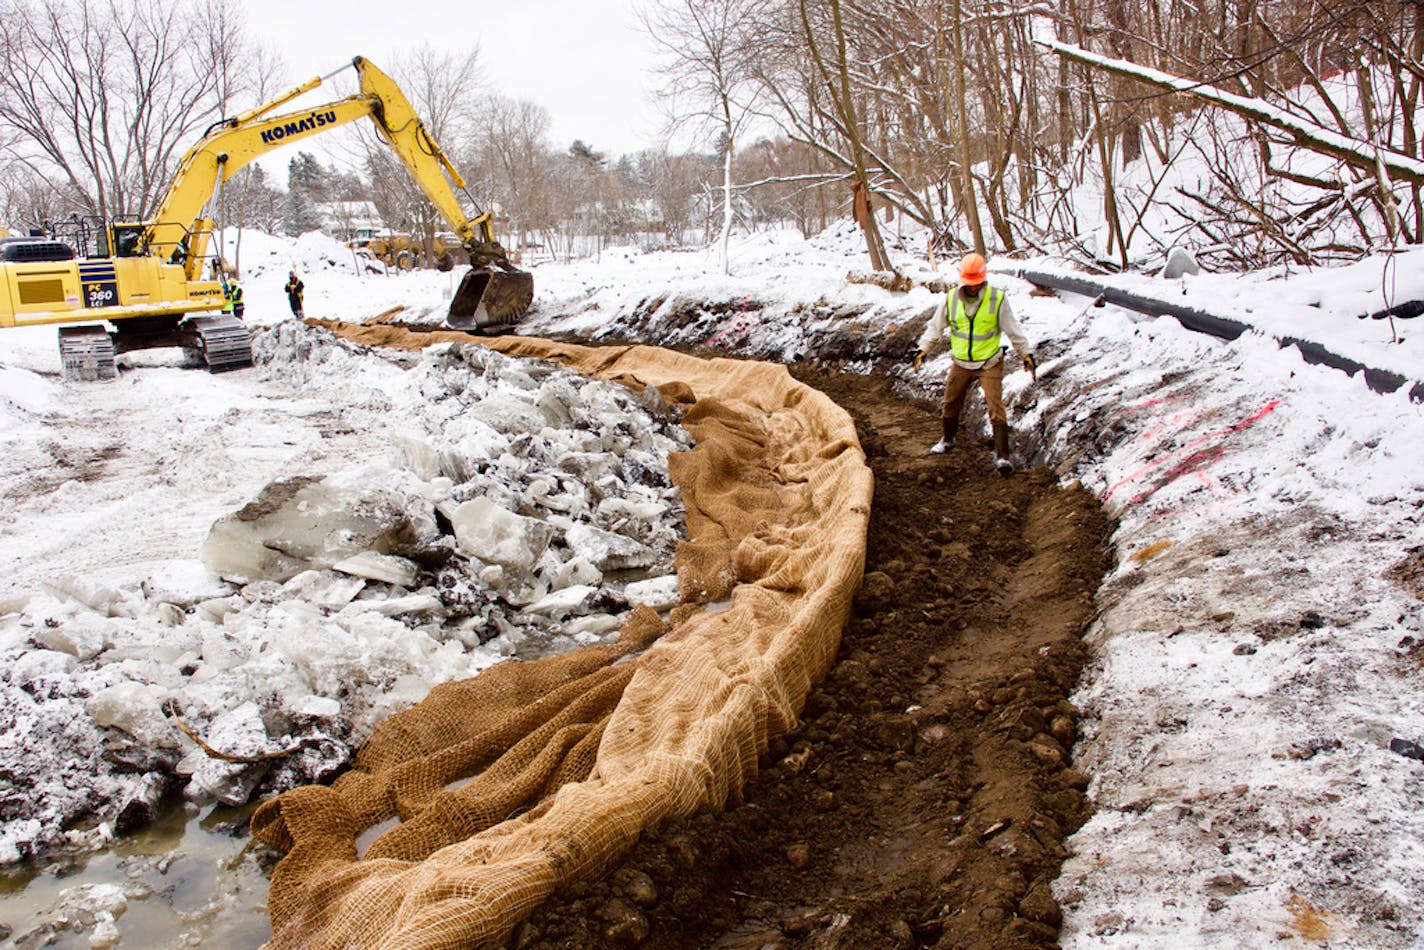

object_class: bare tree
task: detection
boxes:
[642,148,715,243]
[0,0,243,220]
[641,0,768,274]
[357,44,484,267]
[472,95,555,255]
[0,162,61,232]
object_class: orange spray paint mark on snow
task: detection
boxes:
[1285,893,1336,942]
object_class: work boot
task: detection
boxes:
[992,421,1014,476]
[930,418,958,455]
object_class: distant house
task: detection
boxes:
[317,201,381,242]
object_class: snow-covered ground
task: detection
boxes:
[2,225,1422,947]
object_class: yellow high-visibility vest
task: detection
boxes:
[947,287,1004,362]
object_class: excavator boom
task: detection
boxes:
[0,55,531,380]
[150,56,532,328]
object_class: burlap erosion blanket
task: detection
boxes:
[251,330,873,948]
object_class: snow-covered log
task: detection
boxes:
[1038,39,1424,188]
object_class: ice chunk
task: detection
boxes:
[194,595,242,622]
[201,630,243,671]
[34,882,128,946]
[557,451,617,481]
[0,593,32,616]
[554,556,603,589]
[332,552,419,587]
[386,673,433,707]
[523,584,602,619]
[452,497,555,570]
[598,497,670,523]
[345,593,443,617]
[42,575,125,616]
[293,695,342,718]
[87,682,172,746]
[478,563,505,588]
[566,523,658,571]
[395,432,441,480]
[281,570,366,610]
[139,559,232,607]
[536,377,580,426]
[436,420,511,483]
[202,477,442,583]
[33,615,107,660]
[177,701,273,806]
[465,391,544,434]
[624,574,681,611]
[561,614,623,637]
[9,649,78,685]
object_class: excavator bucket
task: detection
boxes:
[448,265,534,331]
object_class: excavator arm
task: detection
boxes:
[142,57,530,327]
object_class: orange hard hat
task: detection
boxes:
[958,252,988,286]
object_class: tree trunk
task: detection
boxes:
[720,119,734,275]
[950,0,986,254]
[822,0,889,270]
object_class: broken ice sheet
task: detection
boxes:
[523,584,604,619]
[332,551,419,587]
[624,575,681,612]
[565,522,658,571]
[200,473,442,584]
[281,569,366,610]
[451,496,556,569]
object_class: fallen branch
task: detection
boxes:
[162,699,302,764]
[846,270,926,293]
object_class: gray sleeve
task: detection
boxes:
[917,298,948,352]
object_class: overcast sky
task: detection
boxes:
[241,0,666,160]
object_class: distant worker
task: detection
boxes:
[285,271,305,318]
[228,280,245,321]
[914,252,1036,475]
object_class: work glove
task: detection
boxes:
[913,351,924,372]
[1023,353,1037,380]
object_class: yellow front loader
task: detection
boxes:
[0,57,533,380]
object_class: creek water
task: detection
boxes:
[0,801,271,949]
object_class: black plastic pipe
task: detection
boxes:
[1014,266,1424,403]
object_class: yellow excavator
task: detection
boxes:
[0,57,533,380]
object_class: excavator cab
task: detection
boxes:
[449,262,534,331]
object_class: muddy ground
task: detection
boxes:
[514,365,1112,949]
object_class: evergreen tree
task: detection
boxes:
[283,152,325,235]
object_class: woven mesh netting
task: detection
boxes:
[251,330,873,948]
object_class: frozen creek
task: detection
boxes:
[0,321,691,946]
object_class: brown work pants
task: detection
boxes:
[941,359,1006,425]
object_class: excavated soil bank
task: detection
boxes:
[513,366,1112,949]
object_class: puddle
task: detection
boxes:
[0,802,272,949]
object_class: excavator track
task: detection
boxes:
[59,326,118,382]
[182,315,254,372]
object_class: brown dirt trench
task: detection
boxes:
[517,364,1112,950]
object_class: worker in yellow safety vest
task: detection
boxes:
[222,280,245,320]
[913,252,1036,475]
